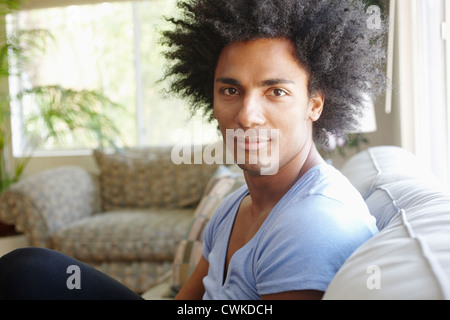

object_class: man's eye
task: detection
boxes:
[223,88,239,95]
[268,89,288,97]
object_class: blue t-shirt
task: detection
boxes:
[202,164,378,300]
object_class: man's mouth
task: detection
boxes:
[235,136,271,151]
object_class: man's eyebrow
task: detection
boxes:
[260,79,295,86]
[216,77,241,86]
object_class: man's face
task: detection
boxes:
[213,38,323,175]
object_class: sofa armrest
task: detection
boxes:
[0,166,101,247]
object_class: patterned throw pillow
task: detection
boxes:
[168,165,245,297]
[94,147,219,211]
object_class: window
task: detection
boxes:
[7,0,219,156]
[444,0,450,185]
[417,0,450,185]
[390,0,450,186]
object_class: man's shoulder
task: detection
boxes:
[269,164,376,236]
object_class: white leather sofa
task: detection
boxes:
[323,146,450,300]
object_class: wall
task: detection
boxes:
[22,153,99,178]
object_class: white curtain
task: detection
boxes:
[390,0,449,185]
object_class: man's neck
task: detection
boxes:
[243,143,325,215]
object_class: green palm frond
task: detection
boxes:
[19,85,125,150]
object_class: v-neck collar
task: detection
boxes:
[219,164,327,288]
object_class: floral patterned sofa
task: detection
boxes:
[0,146,224,293]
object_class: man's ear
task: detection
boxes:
[308,92,324,122]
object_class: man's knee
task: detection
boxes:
[0,247,65,299]
[0,247,59,271]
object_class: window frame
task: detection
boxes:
[7,0,218,160]
[3,0,181,177]
[8,0,147,156]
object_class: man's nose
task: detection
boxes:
[235,94,266,129]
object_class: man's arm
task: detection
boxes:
[261,290,324,300]
[175,256,209,300]
[175,255,324,300]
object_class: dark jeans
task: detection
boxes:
[0,247,143,300]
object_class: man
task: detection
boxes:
[163,0,386,300]
[0,0,386,300]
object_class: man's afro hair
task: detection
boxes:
[160,0,387,146]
